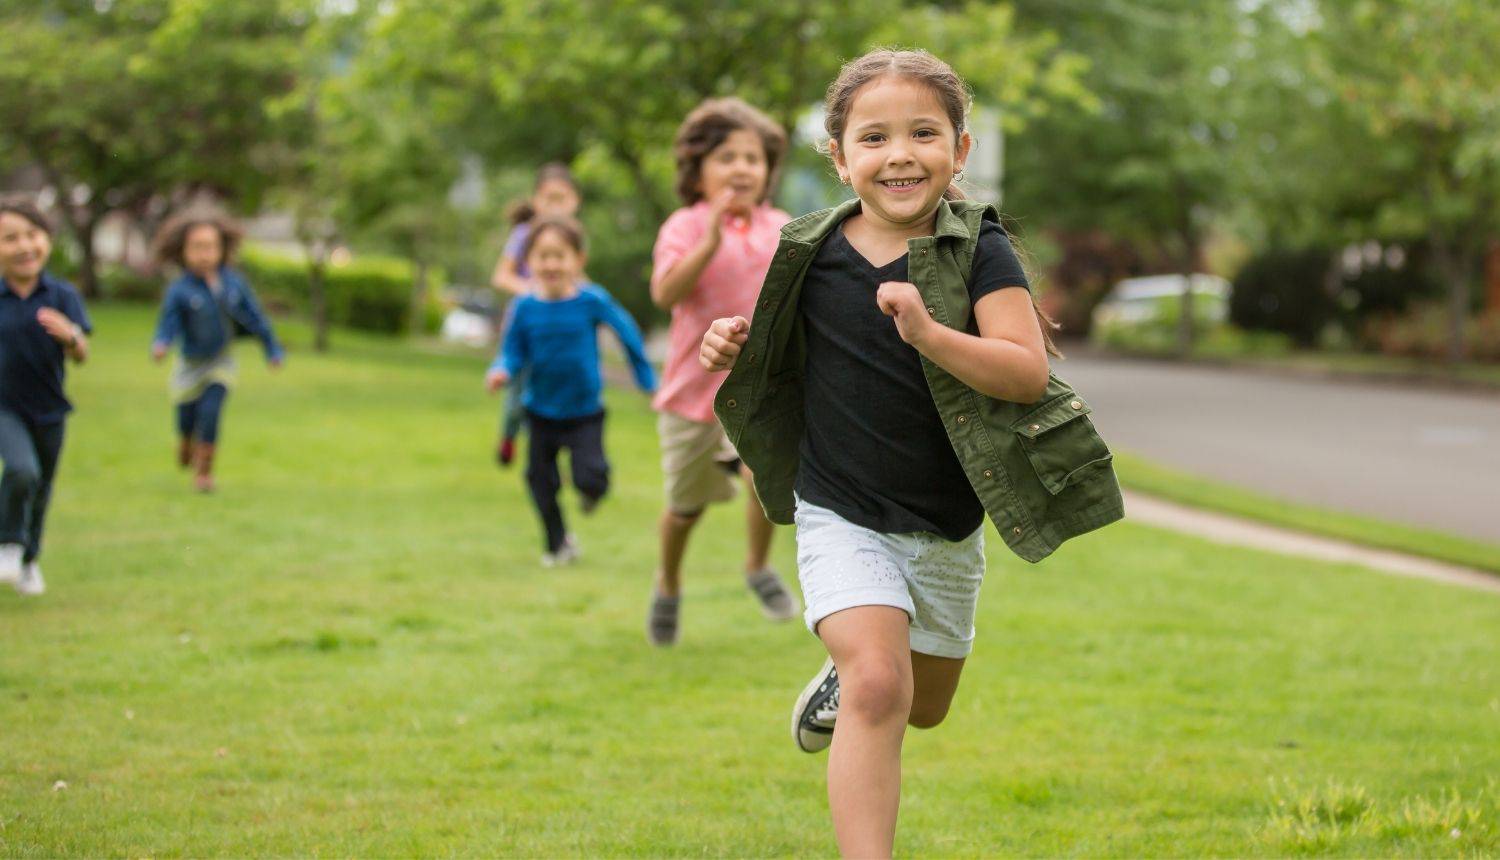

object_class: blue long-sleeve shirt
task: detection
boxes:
[490,283,657,420]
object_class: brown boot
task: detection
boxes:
[177,436,193,469]
[193,442,216,493]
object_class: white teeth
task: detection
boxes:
[881,178,922,187]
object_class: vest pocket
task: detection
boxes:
[1011,393,1113,495]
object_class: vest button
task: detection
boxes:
[1070,400,1083,410]
[726,399,738,408]
[761,300,771,310]
[983,469,993,478]
[926,306,936,315]
[787,249,797,259]
[1028,423,1041,432]
[747,353,757,364]
[921,248,928,255]
[1012,526,1023,536]
[956,415,967,424]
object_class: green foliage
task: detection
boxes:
[1229,248,1337,347]
[0,0,313,292]
[239,245,436,336]
[357,0,1091,322]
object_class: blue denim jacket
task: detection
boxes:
[151,267,284,362]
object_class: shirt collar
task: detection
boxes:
[0,270,56,299]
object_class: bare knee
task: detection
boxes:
[838,655,913,726]
[907,700,951,729]
[662,508,702,531]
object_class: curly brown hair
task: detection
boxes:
[672,98,787,206]
[152,211,244,268]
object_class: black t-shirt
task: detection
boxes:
[796,219,1030,541]
[0,272,92,425]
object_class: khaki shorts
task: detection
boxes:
[658,411,741,515]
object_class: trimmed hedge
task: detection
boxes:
[239,245,430,335]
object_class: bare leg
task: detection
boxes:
[739,463,774,577]
[908,651,967,729]
[656,508,701,598]
[818,605,912,859]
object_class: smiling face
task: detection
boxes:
[531,177,581,220]
[183,224,226,278]
[830,76,971,234]
[525,227,585,298]
[0,211,52,286]
[697,127,770,217]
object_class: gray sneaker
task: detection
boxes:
[791,656,839,752]
[746,568,798,621]
[647,591,680,647]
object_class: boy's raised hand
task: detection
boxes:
[485,368,510,394]
[700,316,749,372]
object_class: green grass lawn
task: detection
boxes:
[3,304,1499,857]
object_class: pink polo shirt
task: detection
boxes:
[651,201,790,423]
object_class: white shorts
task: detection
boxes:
[794,496,987,659]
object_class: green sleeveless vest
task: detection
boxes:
[714,197,1124,562]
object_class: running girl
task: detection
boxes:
[700,50,1124,857]
[150,212,284,493]
[490,163,584,466]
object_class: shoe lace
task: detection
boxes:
[810,683,839,727]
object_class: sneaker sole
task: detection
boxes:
[790,655,836,753]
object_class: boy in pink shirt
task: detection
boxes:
[647,98,796,646]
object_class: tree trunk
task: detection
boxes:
[1430,237,1470,364]
[308,260,330,353]
[76,211,104,299]
[408,257,430,337]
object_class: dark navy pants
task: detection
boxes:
[0,408,66,564]
[524,410,609,553]
[176,383,228,444]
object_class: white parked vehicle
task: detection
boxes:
[1092,274,1231,327]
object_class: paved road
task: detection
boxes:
[1054,355,1500,546]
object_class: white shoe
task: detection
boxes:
[15,561,44,596]
[0,543,22,585]
[541,535,580,567]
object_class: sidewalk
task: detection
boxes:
[1126,490,1500,594]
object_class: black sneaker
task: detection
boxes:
[791,656,838,752]
[647,591,680,647]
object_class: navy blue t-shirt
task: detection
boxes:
[796,220,1029,541]
[0,271,93,425]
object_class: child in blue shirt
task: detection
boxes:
[485,215,656,565]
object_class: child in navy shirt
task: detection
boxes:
[485,216,656,565]
[0,198,91,597]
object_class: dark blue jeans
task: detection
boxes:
[177,383,228,444]
[0,408,66,564]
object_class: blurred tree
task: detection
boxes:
[1003,0,1245,351]
[357,0,1090,323]
[0,0,310,296]
[1311,0,1500,363]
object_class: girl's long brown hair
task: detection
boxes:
[824,48,1061,356]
